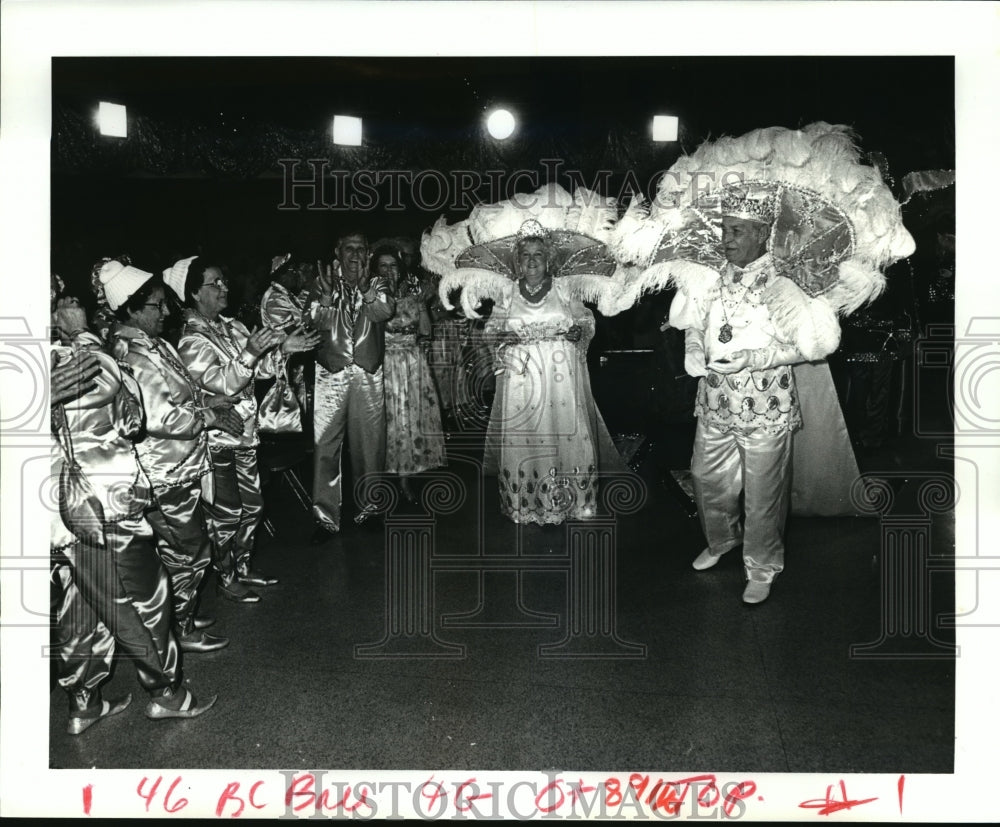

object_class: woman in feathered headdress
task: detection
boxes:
[421,184,634,525]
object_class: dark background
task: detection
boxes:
[51,56,954,287]
[52,56,955,444]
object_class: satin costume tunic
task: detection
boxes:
[670,254,805,585]
[178,311,277,449]
[307,275,395,375]
[675,255,802,436]
[53,334,152,522]
[261,281,311,417]
[261,281,305,330]
[112,325,212,492]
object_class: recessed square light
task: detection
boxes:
[98,102,127,138]
[332,115,362,146]
[652,115,679,142]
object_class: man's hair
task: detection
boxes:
[335,230,368,252]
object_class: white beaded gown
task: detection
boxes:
[483,281,623,524]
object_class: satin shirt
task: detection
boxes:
[307,276,395,375]
[111,325,212,491]
[178,312,277,450]
[52,333,152,530]
[261,282,305,332]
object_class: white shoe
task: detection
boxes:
[742,581,771,604]
[692,547,724,571]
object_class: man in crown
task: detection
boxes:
[669,184,806,604]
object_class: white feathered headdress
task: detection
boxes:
[421,183,635,318]
[610,122,916,360]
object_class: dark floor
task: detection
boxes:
[48,419,955,774]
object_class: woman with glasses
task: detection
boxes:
[166,257,319,602]
[105,260,251,644]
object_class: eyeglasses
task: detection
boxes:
[144,301,171,313]
[204,277,228,291]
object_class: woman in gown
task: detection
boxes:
[483,227,623,525]
[376,244,447,502]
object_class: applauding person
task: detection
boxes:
[165,257,319,600]
[306,231,396,541]
[102,259,240,649]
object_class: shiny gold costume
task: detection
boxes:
[306,277,395,529]
[51,335,181,711]
[112,325,215,634]
[178,311,274,572]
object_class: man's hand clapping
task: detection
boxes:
[315,260,340,305]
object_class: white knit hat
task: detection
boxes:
[98,260,154,311]
[163,256,198,301]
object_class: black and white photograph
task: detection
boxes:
[1,0,997,821]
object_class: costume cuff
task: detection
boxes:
[684,327,706,354]
[748,344,803,370]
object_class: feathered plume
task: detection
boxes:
[420,216,473,282]
[424,184,634,318]
[616,123,915,351]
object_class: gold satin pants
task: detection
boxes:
[51,517,180,699]
[690,419,793,584]
[146,483,212,632]
[203,447,264,572]
[312,364,386,530]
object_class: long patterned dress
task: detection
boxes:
[427,277,473,416]
[483,281,622,525]
[383,290,447,476]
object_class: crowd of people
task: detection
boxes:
[49,123,917,735]
[48,229,549,735]
[45,210,844,734]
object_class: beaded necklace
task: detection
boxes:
[520,277,551,303]
[145,335,202,403]
[717,264,769,343]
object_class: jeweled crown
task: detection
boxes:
[517,219,550,241]
[721,184,776,224]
